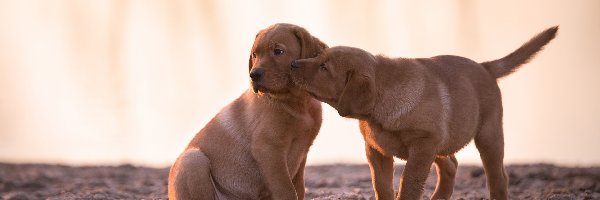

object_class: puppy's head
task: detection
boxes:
[249,23,328,95]
[291,46,376,118]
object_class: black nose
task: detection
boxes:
[249,68,264,82]
[291,60,299,69]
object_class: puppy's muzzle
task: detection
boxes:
[291,60,305,71]
[250,68,264,82]
[250,67,265,93]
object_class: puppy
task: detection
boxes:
[290,27,558,200]
[168,23,327,200]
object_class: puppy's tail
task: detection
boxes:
[481,26,558,79]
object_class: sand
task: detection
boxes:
[1,163,598,199]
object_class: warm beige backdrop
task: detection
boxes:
[0,0,598,167]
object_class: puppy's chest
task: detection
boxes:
[361,122,409,158]
[285,113,319,174]
[286,113,319,139]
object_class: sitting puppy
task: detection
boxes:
[168,23,327,200]
[290,27,558,200]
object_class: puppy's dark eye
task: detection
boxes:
[252,53,257,58]
[320,63,327,70]
[274,48,284,56]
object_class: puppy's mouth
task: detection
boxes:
[251,82,267,93]
[252,82,289,95]
[307,90,337,105]
[290,78,337,104]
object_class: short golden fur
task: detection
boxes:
[168,23,327,200]
[290,27,558,200]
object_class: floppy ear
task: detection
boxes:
[249,32,261,72]
[293,27,328,58]
[336,71,375,117]
[248,53,253,72]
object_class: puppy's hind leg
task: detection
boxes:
[168,148,216,200]
[430,155,458,200]
[474,118,508,200]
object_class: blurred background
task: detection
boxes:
[0,0,598,167]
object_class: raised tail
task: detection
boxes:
[482,26,558,79]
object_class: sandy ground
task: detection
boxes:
[0,163,598,200]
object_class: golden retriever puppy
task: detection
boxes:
[290,27,558,200]
[168,23,327,200]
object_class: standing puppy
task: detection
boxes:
[168,23,327,200]
[290,27,557,200]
